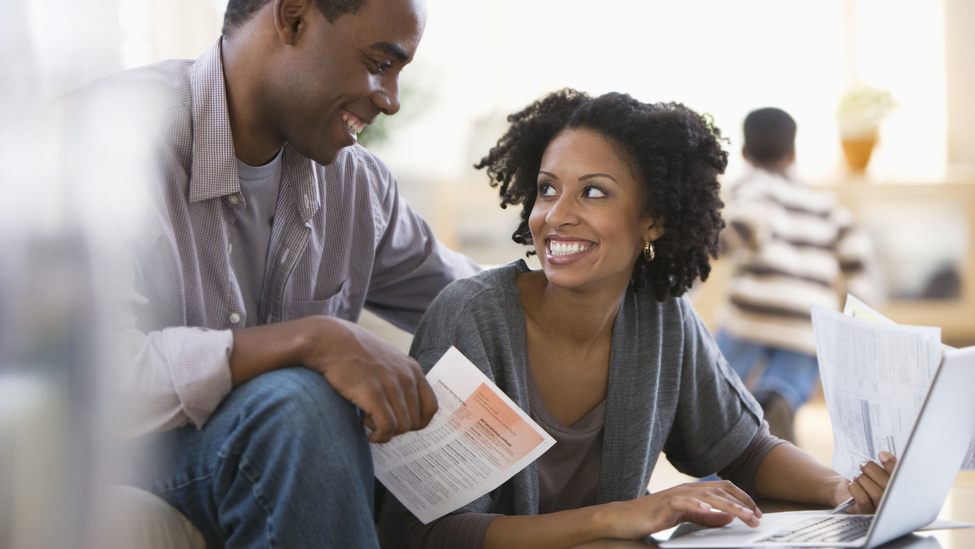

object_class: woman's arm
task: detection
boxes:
[482,480,762,549]
[754,443,896,513]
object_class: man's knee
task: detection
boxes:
[220,366,369,460]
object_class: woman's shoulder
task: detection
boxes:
[632,286,692,317]
[432,259,530,311]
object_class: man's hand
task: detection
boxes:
[229,315,437,443]
[301,316,437,442]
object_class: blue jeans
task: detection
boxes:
[716,330,820,413]
[125,366,379,549]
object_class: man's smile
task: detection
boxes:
[341,109,367,137]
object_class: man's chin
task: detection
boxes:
[293,142,346,167]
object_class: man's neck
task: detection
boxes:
[221,35,286,166]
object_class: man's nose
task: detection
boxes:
[374,77,401,116]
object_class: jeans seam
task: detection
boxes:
[232,454,279,549]
[156,472,215,495]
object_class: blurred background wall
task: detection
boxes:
[2,1,975,546]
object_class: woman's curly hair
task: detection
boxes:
[475,88,728,302]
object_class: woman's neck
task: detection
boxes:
[517,270,629,348]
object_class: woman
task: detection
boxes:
[378,89,894,549]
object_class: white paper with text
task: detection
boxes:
[812,304,942,479]
[371,347,555,524]
[838,295,975,470]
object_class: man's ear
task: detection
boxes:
[272,0,309,46]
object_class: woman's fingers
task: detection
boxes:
[853,473,884,505]
[684,489,760,527]
[859,461,891,490]
[847,477,880,513]
[681,509,735,528]
[879,451,897,474]
[850,453,896,512]
[697,481,763,518]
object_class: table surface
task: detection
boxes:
[569,486,975,549]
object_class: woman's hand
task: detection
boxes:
[832,451,898,513]
[600,480,762,540]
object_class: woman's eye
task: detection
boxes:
[583,186,607,198]
[538,183,557,197]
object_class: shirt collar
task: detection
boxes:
[188,39,240,203]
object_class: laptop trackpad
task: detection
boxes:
[661,511,829,547]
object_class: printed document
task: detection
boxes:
[371,347,555,524]
[812,296,975,479]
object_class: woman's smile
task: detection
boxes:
[545,236,597,264]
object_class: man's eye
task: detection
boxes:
[375,60,392,74]
[583,186,607,198]
[538,183,557,197]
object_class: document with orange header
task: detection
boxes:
[370,347,556,524]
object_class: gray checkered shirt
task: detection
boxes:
[107,40,479,435]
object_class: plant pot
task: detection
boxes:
[840,128,878,174]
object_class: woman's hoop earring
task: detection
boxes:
[643,240,655,262]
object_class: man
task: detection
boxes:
[99,0,479,546]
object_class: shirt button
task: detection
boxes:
[228,195,239,205]
[229,312,241,324]
[227,243,232,254]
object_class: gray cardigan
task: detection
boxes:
[379,260,764,547]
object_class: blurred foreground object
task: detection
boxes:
[836,85,898,174]
[0,0,166,544]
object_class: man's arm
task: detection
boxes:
[360,152,480,333]
[230,315,437,443]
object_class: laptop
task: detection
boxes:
[662,345,975,548]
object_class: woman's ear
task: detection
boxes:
[643,219,665,243]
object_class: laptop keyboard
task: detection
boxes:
[758,515,873,544]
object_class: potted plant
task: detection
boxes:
[836,85,898,173]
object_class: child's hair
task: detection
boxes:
[743,107,796,164]
[475,88,728,302]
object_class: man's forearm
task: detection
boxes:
[229,315,338,386]
[228,315,437,442]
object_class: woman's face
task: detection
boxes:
[529,128,664,292]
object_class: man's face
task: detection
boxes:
[270,0,426,165]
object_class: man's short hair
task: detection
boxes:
[743,107,796,164]
[223,0,366,36]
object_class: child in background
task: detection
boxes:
[717,107,876,442]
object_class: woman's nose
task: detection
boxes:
[546,195,578,227]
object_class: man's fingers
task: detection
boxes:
[380,375,414,436]
[397,364,423,431]
[363,390,399,443]
[416,375,438,429]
